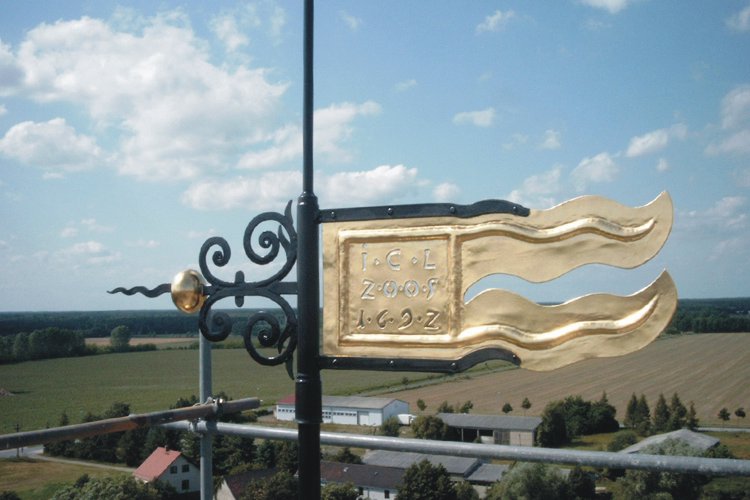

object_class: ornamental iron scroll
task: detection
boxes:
[109,201,298,370]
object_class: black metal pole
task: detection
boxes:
[296,0,321,499]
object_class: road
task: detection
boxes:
[0,444,134,473]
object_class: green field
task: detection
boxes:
[0,348,458,433]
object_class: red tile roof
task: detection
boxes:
[133,447,182,482]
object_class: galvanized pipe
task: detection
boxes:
[163,421,750,477]
[199,334,214,500]
[0,397,259,451]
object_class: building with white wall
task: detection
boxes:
[276,395,409,426]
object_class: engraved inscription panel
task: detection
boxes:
[342,236,451,338]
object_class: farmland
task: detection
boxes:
[382,333,750,427]
[1,333,748,434]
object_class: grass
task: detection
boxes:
[0,347,447,433]
[0,458,126,499]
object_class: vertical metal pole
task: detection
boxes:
[199,333,213,500]
[296,0,321,498]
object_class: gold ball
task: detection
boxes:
[171,269,206,314]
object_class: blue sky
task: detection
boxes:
[1,0,749,312]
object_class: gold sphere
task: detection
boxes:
[171,269,206,314]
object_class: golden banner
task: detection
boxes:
[322,192,676,371]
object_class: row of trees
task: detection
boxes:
[0,326,155,364]
[623,392,698,436]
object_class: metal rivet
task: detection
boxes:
[387,207,394,216]
[331,358,338,365]
[389,360,395,367]
[449,206,456,214]
[330,211,336,219]
[512,205,519,214]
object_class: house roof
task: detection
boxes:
[620,428,720,454]
[277,394,406,410]
[133,447,183,482]
[437,413,543,432]
[222,468,277,496]
[467,463,509,484]
[320,461,404,490]
[362,450,481,477]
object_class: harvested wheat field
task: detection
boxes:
[381,333,750,426]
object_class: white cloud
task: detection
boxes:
[321,165,419,206]
[579,0,633,14]
[339,11,362,31]
[727,5,750,32]
[682,196,748,233]
[81,218,114,233]
[128,239,160,248]
[721,85,750,129]
[476,10,515,34]
[210,14,249,52]
[625,124,686,157]
[706,129,750,156]
[656,158,670,172]
[540,129,561,150]
[0,118,103,174]
[183,164,422,210]
[182,171,301,210]
[0,104,6,116]
[238,101,381,169]
[395,79,417,92]
[58,240,121,265]
[507,165,563,208]
[433,182,461,202]
[60,227,78,238]
[734,167,750,187]
[502,133,528,151]
[6,14,289,182]
[707,196,746,220]
[571,152,618,191]
[453,107,495,127]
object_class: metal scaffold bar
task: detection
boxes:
[0,397,259,451]
[162,421,750,477]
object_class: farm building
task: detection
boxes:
[362,450,484,482]
[275,395,409,426]
[133,446,199,494]
[437,413,542,446]
[620,428,720,454]
[320,460,404,499]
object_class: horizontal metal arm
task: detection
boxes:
[163,421,750,477]
[0,397,259,450]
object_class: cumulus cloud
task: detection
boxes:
[3,13,289,182]
[571,152,618,191]
[238,101,381,169]
[578,0,633,14]
[626,124,686,157]
[182,171,301,211]
[507,165,563,208]
[210,14,249,52]
[395,79,417,92]
[183,164,422,210]
[0,118,103,175]
[339,11,362,31]
[453,107,495,127]
[433,182,461,202]
[476,10,515,34]
[656,158,670,172]
[540,129,561,150]
[727,4,750,32]
[320,165,419,206]
[721,85,750,129]
[58,240,121,265]
[706,129,750,156]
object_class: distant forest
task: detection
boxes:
[1,298,749,338]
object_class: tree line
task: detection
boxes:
[0,326,156,364]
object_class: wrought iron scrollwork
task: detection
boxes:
[197,201,298,366]
[109,201,299,369]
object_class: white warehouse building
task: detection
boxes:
[275,395,409,426]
